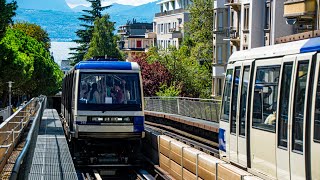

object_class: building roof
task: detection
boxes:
[157,0,175,5]
[74,61,140,71]
[229,37,320,62]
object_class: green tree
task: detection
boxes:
[70,0,110,63]
[84,15,121,59]
[185,0,214,70]
[146,46,211,98]
[13,22,51,50]
[0,0,17,39]
[0,28,63,105]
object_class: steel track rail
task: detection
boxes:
[145,123,219,157]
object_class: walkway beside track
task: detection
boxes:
[28,109,77,179]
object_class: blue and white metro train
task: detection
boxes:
[61,59,145,140]
[219,37,320,179]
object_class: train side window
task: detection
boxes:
[252,66,280,132]
[221,69,233,121]
[231,67,241,134]
[239,66,250,136]
[278,62,293,148]
[314,65,320,142]
[292,61,309,152]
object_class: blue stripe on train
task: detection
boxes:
[300,37,320,53]
[75,61,133,70]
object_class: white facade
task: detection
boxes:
[153,0,192,49]
[212,0,294,97]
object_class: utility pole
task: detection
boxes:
[7,81,14,115]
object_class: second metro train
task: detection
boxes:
[219,37,320,179]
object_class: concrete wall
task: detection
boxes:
[271,0,294,44]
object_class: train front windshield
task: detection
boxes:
[78,72,142,111]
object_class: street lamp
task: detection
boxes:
[7,81,14,115]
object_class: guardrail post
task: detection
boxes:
[12,129,14,144]
[177,98,180,115]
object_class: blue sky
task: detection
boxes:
[65,0,158,7]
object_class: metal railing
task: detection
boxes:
[0,98,40,176]
[144,97,221,122]
[155,9,187,17]
[10,96,46,180]
[0,107,11,123]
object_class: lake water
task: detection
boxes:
[50,42,77,66]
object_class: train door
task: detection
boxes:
[250,58,281,178]
[289,52,314,179]
[276,55,296,180]
[219,65,234,161]
[311,53,320,180]
[229,60,253,167]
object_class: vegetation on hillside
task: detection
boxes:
[0,0,63,107]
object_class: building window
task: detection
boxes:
[218,78,222,96]
[217,45,222,64]
[244,5,250,30]
[136,40,142,48]
[214,12,217,30]
[230,11,234,28]
[218,12,223,31]
[161,24,164,33]
[265,2,271,29]
[172,1,175,9]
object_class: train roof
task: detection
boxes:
[229,37,320,62]
[74,61,140,71]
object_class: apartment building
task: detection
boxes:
[153,0,192,50]
[212,0,229,97]
[117,20,154,60]
[276,0,320,43]
[212,0,294,97]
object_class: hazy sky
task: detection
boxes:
[65,0,158,8]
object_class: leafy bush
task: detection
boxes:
[156,84,181,97]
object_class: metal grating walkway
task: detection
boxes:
[28,109,77,180]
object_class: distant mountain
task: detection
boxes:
[15,0,71,12]
[104,3,134,14]
[71,5,90,12]
[72,3,135,14]
[117,1,159,17]
[13,1,159,42]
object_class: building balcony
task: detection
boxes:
[224,27,240,46]
[168,29,182,39]
[117,29,129,35]
[213,27,225,34]
[224,0,241,11]
[275,29,320,44]
[284,0,316,19]
[145,32,157,39]
[155,8,187,17]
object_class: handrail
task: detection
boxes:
[144,97,221,122]
[0,99,35,130]
[10,96,47,180]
